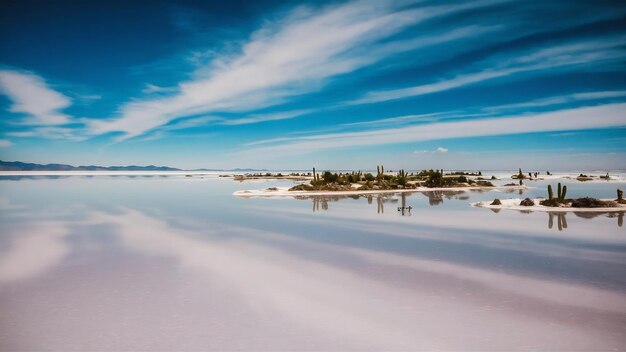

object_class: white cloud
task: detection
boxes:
[84,0,502,140]
[484,90,626,112]
[142,83,178,94]
[238,103,626,157]
[349,37,626,105]
[414,147,448,154]
[6,127,85,141]
[0,139,13,147]
[0,70,72,125]
[219,109,313,126]
[341,89,626,130]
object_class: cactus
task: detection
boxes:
[518,168,523,179]
[557,183,562,200]
[311,167,321,185]
[618,189,623,201]
[561,185,567,200]
[547,185,553,200]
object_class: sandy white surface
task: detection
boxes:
[233,185,526,197]
[473,198,626,212]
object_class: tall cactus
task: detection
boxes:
[376,165,385,180]
[547,185,553,200]
[561,185,567,200]
[557,183,562,200]
[618,189,624,201]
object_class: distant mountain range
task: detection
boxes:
[0,160,268,172]
[0,160,181,171]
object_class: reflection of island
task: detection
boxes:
[546,211,623,230]
[420,190,466,206]
[297,193,408,214]
[298,190,474,214]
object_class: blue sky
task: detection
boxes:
[0,0,625,170]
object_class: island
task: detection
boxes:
[474,184,626,212]
[233,166,525,197]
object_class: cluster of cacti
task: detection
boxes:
[618,189,623,201]
[547,183,567,202]
[376,165,384,179]
[541,183,568,206]
[397,169,407,186]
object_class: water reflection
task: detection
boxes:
[296,190,625,228]
[545,212,625,231]
[1,177,626,350]
[482,210,626,231]
[572,211,623,228]
[547,212,568,231]
[299,190,476,213]
[420,190,467,206]
[297,193,401,214]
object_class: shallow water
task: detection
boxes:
[1,174,625,351]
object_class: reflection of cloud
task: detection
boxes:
[87,209,429,348]
[250,203,626,267]
[82,208,624,349]
[2,204,625,349]
[0,222,70,282]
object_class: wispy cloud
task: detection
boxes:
[340,89,626,130]
[484,90,626,112]
[6,127,85,141]
[0,139,13,147]
[84,0,503,140]
[349,37,626,105]
[414,147,448,154]
[142,83,178,95]
[237,103,626,157]
[219,109,313,126]
[0,70,72,125]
